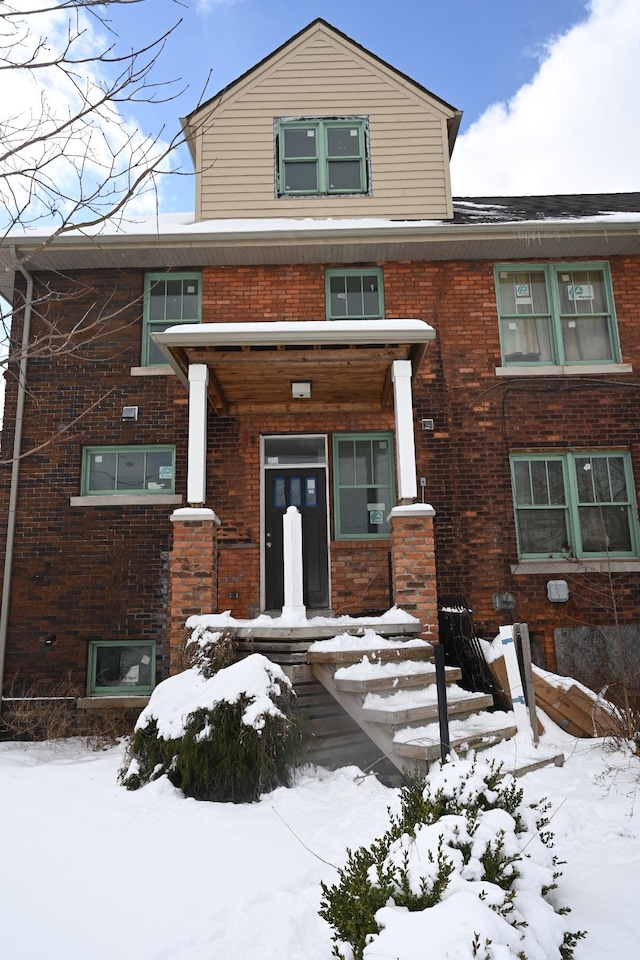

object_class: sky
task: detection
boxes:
[1,0,639,224]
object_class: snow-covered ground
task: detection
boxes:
[0,726,638,960]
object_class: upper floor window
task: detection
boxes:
[143,272,201,365]
[82,446,176,496]
[496,262,620,367]
[510,452,638,559]
[333,433,395,539]
[277,118,368,197]
[326,268,384,320]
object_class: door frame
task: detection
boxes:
[260,434,332,613]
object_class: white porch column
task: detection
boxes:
[282,506,306,617]
[392,359,417,503]
[187,363,209,506]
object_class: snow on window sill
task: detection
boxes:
[496,363,632,377]
[130,365,176,376]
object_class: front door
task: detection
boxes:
[264,467,329,610]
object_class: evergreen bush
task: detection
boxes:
[319,756,585,960]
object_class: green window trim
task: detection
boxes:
[142,271,201,366]
[81,445,176,496]
[325,268,384,321]
[87,640,156,696]
[277,117,369,197]
[510,451,638,560]
[333,432,395,540]
[495,261,620,367]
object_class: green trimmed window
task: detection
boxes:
[496,262,620,366]
[82,446,175,495]
[333,433,395,539]
[326,268,384,320]
[88,640,155,696]
[277,118,368,196]
[510,452,638,559]
[142,272,201,365]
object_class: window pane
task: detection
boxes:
[89,452,116,491]
[547,461,566,505]
[284,161,318,192]
[165,279,183,320]
[501,316,553,363]
[517,508,569,555]
[337,440,355,485]
[283,127,317,158]
[499,272,548,315]
[557,269,606,315]
[579,506,631,553]
[326,126,360,157]
[513,461,532,505]
[148,280,166,321]
[147,322,172,365]
[362,275,381,317]
[328,160,362,191]
[346,274,364,317]
[373,440,390,484]
[116,452,145,490]
[145,450,174,491]
[339,487,390,536]
[530,461,551,505]
[355,440,372,485]
[329,275,347,318]
[264,436,326,465]
[94,644,154,690]
[182,279,200,320]
[561,316,612,362]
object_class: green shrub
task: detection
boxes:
[319,756,585,960]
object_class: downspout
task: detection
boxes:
[0,248,33,709]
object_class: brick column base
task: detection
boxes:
[389,504,439,641]
[168,508,221,674]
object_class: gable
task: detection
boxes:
[184,21,460,222]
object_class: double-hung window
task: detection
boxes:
[496,262,620,366]
[510,452,638,559]
[82,446,176,496]
[142,272,201,365]
[326,268,383,320]
[333,433,395,538]
[277,118,368,196]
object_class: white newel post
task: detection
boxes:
[282,505,306,617]
[392,359,418,503]
[187,363,209,506]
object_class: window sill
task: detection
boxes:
[130,366,176,376]
[77,696,151,710]
[70,494,183,507]
[511,559,640,575]
[496,363,632,377]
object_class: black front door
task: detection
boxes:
[264,468,329,610]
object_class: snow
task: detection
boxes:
[0,725,639,959]
[187,606,420,632]
[308,628,429,653]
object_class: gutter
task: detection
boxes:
[0,249,33,709]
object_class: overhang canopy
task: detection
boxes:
[153,319,435,415]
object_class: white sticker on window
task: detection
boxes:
[567,284,594,301]
[141,655,151,665]
[367,503,385,511]
[159,466,173,479]
[508,322,518,330]
[94,455,103,463]
[307,130,315,137]
[350,129,357,136]
[369,510,383,524]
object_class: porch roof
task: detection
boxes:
[153,319,435,415]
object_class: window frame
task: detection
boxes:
[87,640,156,697]
[510,451,639,560]
[81,445,176,497]
[276,117,369,197]
[325,267,384,321]
[142,271,201,366]
[332,432,396,540]
[495,261,621,368]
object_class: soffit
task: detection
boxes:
[153,319,434,416]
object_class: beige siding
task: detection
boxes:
[188,25,456,221]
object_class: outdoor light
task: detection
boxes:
[43,633,56,647]
[291,381,311,399]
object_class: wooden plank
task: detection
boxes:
[533,674,619,738]
[335,666,460,693]
[361,692,493,726]
[395,725,518,762]
[307,644,433,665]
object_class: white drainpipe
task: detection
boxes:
[0,249,34,708]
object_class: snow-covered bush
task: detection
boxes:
[320,756,585,960]
[120,634,305,802]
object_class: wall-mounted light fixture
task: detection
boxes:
[122,406,139,422]
[547,580,569,602]
[291,381,311,399]
[43,633,56,648]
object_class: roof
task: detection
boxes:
[453,192,640,224]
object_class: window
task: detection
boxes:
[510,452,638,559]
[333,433,395,538]
[277,118,368,196]
[88,640,155,696]
[326,268,384,320]
[81,446,176,496]
[143,272,201,365]
[496,262,620,366]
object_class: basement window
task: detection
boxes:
[87,641,156,696]
[276,118,369,196]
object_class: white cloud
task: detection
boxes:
[450,0,640,195]
[0,0,175,233]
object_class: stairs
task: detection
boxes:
[307,632,517,775]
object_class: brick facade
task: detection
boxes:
[2,256,640,697]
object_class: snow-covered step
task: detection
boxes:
[307,630,433,666]
[334,657,461,693]
[361,683,493,726]
[393,711,518,762]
